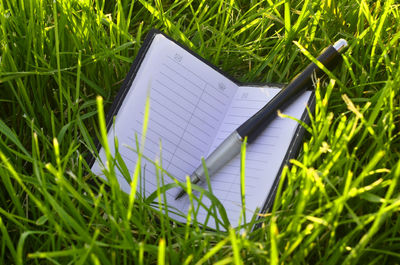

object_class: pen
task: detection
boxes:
[175,39,348,200]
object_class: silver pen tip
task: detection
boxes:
[333,39,348,52]
[175,189,186,200]
[174,174,201,200]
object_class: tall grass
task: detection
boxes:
[1,0,399,264]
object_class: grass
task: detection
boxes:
[1,0,400,264]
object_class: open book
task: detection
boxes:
[91,30,314,229]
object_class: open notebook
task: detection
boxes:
[91,30,314,229]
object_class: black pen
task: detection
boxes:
[175,39,348,200]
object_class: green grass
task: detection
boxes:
[1,0,400,264]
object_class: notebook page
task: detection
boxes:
[91,34,238,211]
[190,86,312,227]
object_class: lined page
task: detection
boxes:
[91,34,238,210]
[190,86,312,227]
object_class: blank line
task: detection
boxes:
[188,119,213,137]
[223,122,240,126]
[161,63,203,90]
[200,98,223,114]
[131,126,206,155]
[247,150,273,156]
[144,178,157,188]
[207,83,231,98]
[231,106,260,110]
[219,129,236,134]
[154,80,196,109]
[223,164,264,171]
[183,128,209,146]
[151,97,190,122]
[219,189,240,195]
[227,114,252,118]
[216,172,260,182]
[244,175,259,180]
[213,188,239,195]
[256,135,279,139]
[235,99,268,103]
[129,134,202,163]
[212,172,237,177]
[215,133,279,143]
[127,135,174,157]
[196,107,219,122]
[202,88,227,106]
[159,70,201,97]
[168,163,188,176]
[174,147,202,164]
[151,86,193,116]
[166,55,230,98]
[120,153,137,165]
[170,152,197,168]
[222,199,249,205]
[184,112,216,133]
[134,121,178,147]
[136,144,159,159]
[220,123,280,130]
[147,118,183,139]
[214,180,257,189]
[180,137,206,154]
[136,119,181,143]
[253,142,275,147]
[150,106,187,131]
[152,89,217,133]
[167,82,207,171]
[247,158,268,163]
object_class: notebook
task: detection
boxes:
[90,29,314,229]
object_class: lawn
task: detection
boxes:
[1,0,399,264]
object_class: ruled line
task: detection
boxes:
[201,98,224,114]
[166,80,208,171]
[161,62,203,90]
[151,97,190,122]
[159,70,201,97]
[151,79,222,125]
[231,106,260,110]
[203,90,227,106]
[133,121,206,154]
[197,107,219,122]
[234,98,269,103]
[149,106,187,131]
[127,135,173,157]
[166,55,230,99]
[154,80,196,108]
